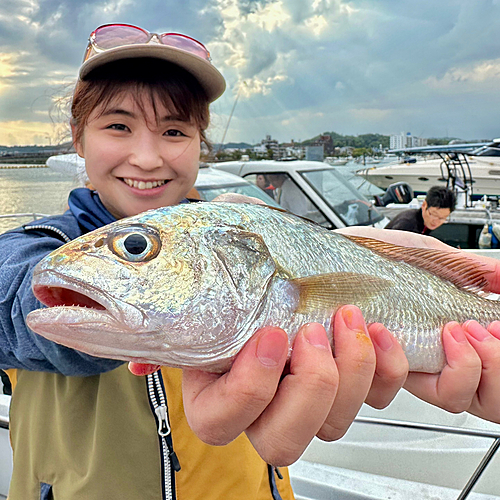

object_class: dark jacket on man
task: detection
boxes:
[385,208,430,235]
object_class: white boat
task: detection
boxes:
[357,156,500,197]
[324,157,349,166]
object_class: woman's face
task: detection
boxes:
[74,92,201,220]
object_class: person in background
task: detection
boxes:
[385,185,456,234]
[267,173,311,216]
[255,174,276,199]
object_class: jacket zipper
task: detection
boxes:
[147,370,181,500]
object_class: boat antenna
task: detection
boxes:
[217,81,247,155]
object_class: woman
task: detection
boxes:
[0,23,409,499]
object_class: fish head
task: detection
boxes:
[27,210,277,370]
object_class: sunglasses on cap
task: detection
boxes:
[83,23,211,63]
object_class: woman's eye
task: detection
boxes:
[108,123,129,131]
[165,129,185,137]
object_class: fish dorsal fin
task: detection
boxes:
[345,235,489,293]
[290,272,392,314]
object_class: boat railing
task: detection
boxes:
[355,416,500,500]
[437,152,475,207]
[0,213,48,221]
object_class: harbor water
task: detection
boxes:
[0,166,77,233]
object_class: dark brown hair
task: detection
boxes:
[71,58,211,148]
[425,186,457,212]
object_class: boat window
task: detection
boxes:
[243,173,332,228]
[196,182,280,207]
[301,168,384,226]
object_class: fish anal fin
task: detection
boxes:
[290,272,392,314]
[345,235,490,293]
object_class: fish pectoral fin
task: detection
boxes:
[345,235,490,293]
[290,272,392,314]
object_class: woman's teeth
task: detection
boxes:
[123,178,167,190]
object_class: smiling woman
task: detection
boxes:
[0,22,311,500]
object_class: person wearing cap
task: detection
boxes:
[0,23,414,500]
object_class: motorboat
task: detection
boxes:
[356,139,500,199]
[324,157,349,166]
[357,156,500,198]
[291,388,500,500]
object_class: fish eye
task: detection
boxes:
[107,226,161,262]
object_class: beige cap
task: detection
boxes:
[79,42,226,103]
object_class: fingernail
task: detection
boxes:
[448,322,467,343]
[256,329,288,367]
[373,325,394,351]
[463,321,490,341]
[303,323,330,349]
[488,321,500,338]
[342,306,365,332]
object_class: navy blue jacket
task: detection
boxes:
[0,188,124,375]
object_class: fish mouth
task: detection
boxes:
[30,269,145,329]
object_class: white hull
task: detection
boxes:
[358,157,500,196]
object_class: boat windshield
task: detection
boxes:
[196,182,280,207]
[300,168,384,226]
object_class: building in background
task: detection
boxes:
[390,132,428,150]
[305,145,324,161]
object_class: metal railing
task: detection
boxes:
[355,416,500,500]
[0,213,48,221]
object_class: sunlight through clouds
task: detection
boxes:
[0,54,15,93]
[0,121,61,146]
[1,0,500,144]
[425,59,500,90]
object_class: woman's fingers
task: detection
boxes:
[365,323,409,409]
[245,323,338,466]
[404,322,482,413]
[182,327,289,447]
[462,321,500,423]
[316,305,377,441]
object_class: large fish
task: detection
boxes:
[27,202,500,373]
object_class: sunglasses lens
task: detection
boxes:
[94,24,150,49]
[160,34,210,60]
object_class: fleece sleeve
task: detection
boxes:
[0,229,123,375]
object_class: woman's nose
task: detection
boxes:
[129,133,164,171]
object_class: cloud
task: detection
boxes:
[1,0,500,144]
[425,59,500,90]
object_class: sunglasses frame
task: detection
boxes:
[83,23,211,63]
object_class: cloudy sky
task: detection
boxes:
[1,0,499,146]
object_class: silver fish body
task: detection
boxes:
[27,202,500,373]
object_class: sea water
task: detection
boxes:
[0,167,77,233]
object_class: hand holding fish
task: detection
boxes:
[182,304,408,466]
[339,226,500,424]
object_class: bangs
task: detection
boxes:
[91,82,195,127]
[71,58,210,144]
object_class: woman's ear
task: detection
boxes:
[70,120,84,158]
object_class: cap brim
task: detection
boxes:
[79,44,226,102]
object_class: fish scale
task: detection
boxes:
[27,202,500,373]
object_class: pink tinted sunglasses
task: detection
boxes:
[83,23,211,63]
